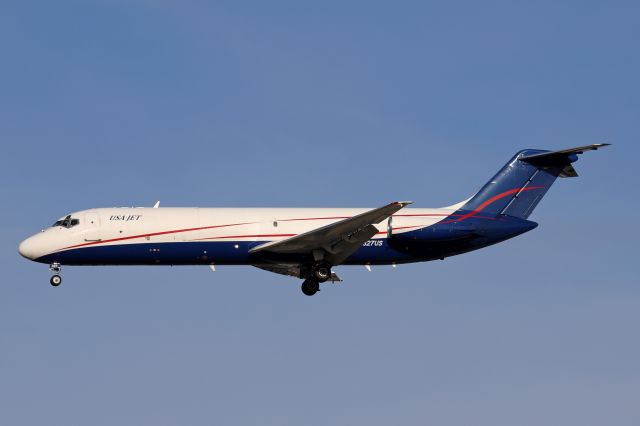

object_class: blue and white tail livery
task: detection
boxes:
[19,144,609,295]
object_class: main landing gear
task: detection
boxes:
[300,263,333,296]
[301,278,320,296]
[49,262,62,287]
[313,263,332,283]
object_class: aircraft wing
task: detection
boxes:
[249,201,412,265]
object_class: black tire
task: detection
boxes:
[313,264,331,283]
[50,275,62,287]
[301,279,319,296]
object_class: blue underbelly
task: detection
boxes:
[38,242,255,265]
[37,240,417,266]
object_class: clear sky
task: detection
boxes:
[1,1,638,425]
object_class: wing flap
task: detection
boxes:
[325,224,379,265]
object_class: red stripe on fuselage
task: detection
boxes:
[374,225,422,235]
[56,222,257,251]
[394,213,497,220]
[278,216,351,222]
[194,233,297,241]
[55,212,446,252]
[198,226,426,241]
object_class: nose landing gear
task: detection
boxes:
[49,262,62,287]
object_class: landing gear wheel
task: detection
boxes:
[50,274,62,287]
[301,278,320,296]
[313,263,332,283]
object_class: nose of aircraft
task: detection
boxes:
[19,235,40,260]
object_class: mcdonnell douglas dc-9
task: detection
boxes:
[19,145,608,296]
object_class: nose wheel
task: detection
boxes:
[49,262,62,287]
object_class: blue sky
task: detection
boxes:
[1,1,638,424]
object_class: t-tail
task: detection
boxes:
[453,144,610,221]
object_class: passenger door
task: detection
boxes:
[83,212,102,242]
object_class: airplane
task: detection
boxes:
[18,144,608,296]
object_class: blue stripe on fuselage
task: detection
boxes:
[34,240,416,266]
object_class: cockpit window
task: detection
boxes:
[52,215,80,228]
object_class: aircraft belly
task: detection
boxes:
[38,241,256,266]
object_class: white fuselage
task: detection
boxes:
[18,205,465,266]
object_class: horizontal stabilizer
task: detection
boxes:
[520,143,610,169]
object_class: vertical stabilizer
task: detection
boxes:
[455,144,609,219]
